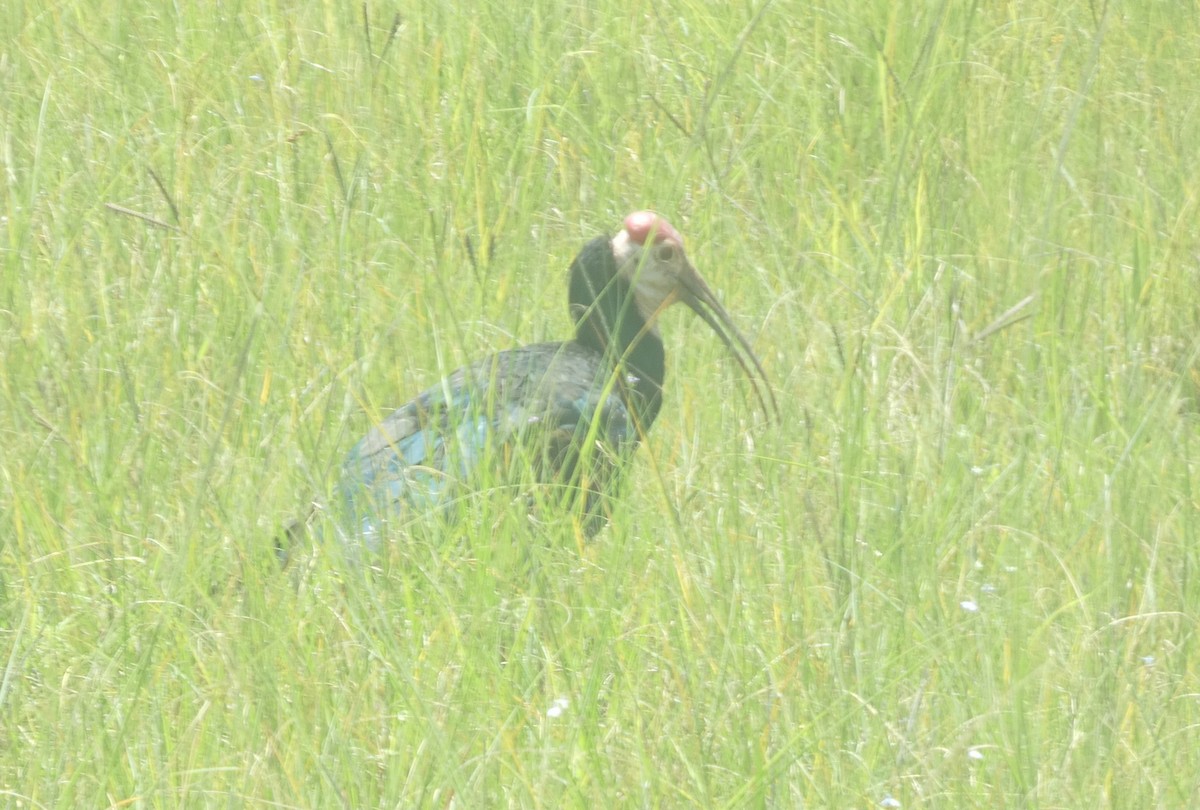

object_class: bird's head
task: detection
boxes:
[571,211,779,421]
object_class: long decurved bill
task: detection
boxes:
[677,263,781,422]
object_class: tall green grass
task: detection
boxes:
[3,0,1199,805]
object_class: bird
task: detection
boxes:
[324,211,778,551]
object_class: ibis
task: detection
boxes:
[327,211,777,550]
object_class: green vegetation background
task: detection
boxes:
[3,1,1199,806]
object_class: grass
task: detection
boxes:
[3,0,1200,806]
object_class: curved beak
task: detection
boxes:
[677,263,780,422]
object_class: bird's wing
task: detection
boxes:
[337,344,640,545]
[338,377,482,533]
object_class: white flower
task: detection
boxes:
[547,697,569,718]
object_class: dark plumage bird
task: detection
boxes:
[331,211,777,549]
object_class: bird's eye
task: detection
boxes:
[654,243,677,263]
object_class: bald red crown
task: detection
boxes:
[624,211,683,247]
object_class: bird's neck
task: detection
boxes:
[569,236,665,427]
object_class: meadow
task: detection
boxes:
[3,0,1199,806]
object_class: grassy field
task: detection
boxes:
[4,0,1200,806]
